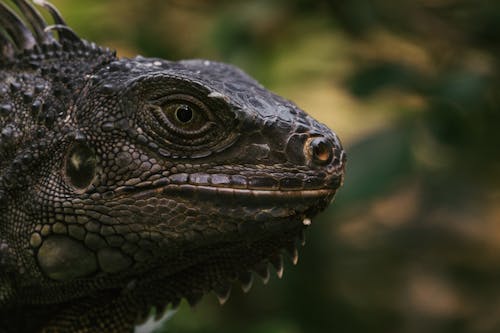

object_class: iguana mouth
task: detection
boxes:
[130,184,337,202]
[116,172,343,206]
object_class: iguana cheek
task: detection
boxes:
[97,247,133,274]
[37,235,98,281]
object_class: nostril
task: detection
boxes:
[308,137,333,166]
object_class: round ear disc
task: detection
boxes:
[64,143,96,190]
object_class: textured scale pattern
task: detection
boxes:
[0,1,346,332]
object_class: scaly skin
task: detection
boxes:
[0,1,346,332]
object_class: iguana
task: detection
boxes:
[0,1,346,332]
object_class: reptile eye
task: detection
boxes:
[140,88,235,157]
[65,143,97,190]
[152,94,213,134]
[175,105,193,123]
[162,102,206,130]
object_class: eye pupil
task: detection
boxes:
[175,105,193,123]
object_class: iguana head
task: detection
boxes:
[0,0,345,329]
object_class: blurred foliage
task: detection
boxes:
[51,0,500,332]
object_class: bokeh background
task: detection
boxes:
[49,0,499,332]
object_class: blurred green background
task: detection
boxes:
[50,0,499,332]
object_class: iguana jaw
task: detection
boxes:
[122,175,343,323]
